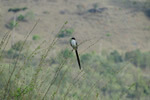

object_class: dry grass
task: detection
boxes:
[0,0,150,53]
[0,0,150,100]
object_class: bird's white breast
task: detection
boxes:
[71,40,77,47]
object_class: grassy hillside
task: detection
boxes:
[0,0,150,100]
[0,21,150,100]
[0,0,150,52]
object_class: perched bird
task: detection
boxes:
[70,37,81,70]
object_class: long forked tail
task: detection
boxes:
[75,50,81,70]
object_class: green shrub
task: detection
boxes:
[107,50,123,63]
[32,35,40,40]
[106,33,111,37]
[125,49,142,66]
[6,20,18,29]
[6,48,19,59]
[12,41,24,51]
[81,53,92,64]
[6,41,26,59]
[8,7,27,13]
[125,50,150,68]
[58,28,74,38]
[57,48,73,63]
[61,48,73,59]
[141,52,150,68]
[132,1,137,5]
[17,14,26,21]
[7,48,15,56]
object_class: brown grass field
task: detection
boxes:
[0,0,150,53]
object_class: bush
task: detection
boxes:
[57,48,73,63]
[32,35,40,40]
[17,14,26,21]
[125,50,142,66]
[58,28,74,38]
[12,41,24,51]
[5,41,26,59]
[6,48,20,59]
[6,20,18,29]
[106,33,111,37]
[7,48,15,55]
[107,50,123,63]
[60,48,73,59]
[141,52,150,68]
[81,53,92,64]
[8,7,27,13]
[125,50,150,69]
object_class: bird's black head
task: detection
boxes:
[71,37,76,40]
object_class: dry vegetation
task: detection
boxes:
[0,0,150,100]
[0,0,150,52]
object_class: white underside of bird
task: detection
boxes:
[71,39,77,49]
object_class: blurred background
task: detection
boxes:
[0,0,150,100]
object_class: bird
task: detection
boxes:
[70,37,81,70]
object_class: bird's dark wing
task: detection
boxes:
[76,42,78,49]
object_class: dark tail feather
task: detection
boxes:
[75,50,81,70]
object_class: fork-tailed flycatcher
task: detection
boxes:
[70,37,81,70]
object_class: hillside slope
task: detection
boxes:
[0,0,150,52]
